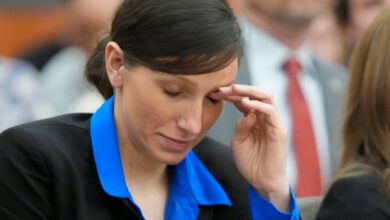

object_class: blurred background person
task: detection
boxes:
[19,0,120,71]
[1,0,122,115]
[208,0,348,198]
[19,0,69,72]
[305,4,347,65]
[316,8,390,219]
[334,0,390,65]
[304,0,390,73]
[35,0,122,115]
[0,56,53,131]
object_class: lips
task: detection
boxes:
[160,135,194,152]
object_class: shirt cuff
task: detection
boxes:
[249,186,300,220]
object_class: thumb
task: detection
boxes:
[232,112,257,145]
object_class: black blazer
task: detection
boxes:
[316,174,390,220]
[0,114,253,220]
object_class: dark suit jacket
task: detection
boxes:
[0,114,253,220]
[316,174,390,220]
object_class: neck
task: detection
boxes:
[119,137,169,191]
[117,128,170,218]
[241,3,311,50]
[114,108,169,193]
[112,100,169,220]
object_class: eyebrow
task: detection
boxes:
[172,75,195,85]
[175,75,235,90]
[159,73,235,92]
[222,80,235,88]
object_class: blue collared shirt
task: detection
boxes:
[90,97,300,220]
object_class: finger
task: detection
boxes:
[209,92,243,103]
[210,85,280,119]
[209,91,252,113]
[213,84,274,105]
[229,97,255,115]
[232,112,257,145]
[240,98,282,126]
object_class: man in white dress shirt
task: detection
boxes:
[209,0,348,197]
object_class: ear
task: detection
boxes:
[105,41,125,88]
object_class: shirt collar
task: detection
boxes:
[90,96,128,197]
[240,17,316,74]
[90,96,231,207]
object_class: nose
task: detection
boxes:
[177,102,202,135]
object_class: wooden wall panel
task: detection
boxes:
[0,8,65,57]
[0,1,239,58]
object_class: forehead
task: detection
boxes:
[248,0,323,5]
[156,59,239,89]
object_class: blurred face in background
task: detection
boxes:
[67,0,123,51]
[345,0,390,51]
[305,10,346,64]
[245,0,326,24]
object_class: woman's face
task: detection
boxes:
[114,59,238,165]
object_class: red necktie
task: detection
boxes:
[284,57,322,197]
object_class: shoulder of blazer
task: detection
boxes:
[311,55,349,92]
[16,113,92,130]
[0,113,103,220]
[193,137,245,184]
[0,113,92,137]
[328,174,390,204]
[312,55,348,76]
[0,113,93,159]
[317,174,390,219]
[193,137,251,219]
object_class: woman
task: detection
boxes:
[316,7,390,220]
[0,0,299,219]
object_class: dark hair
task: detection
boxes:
[86,0,243,99]
[334,0,349,26]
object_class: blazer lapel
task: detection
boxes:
[311,56,348,174]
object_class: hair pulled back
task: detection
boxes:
[86,0,243,99]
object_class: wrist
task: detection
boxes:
[253,179,290,212]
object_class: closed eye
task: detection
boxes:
[208,96,220,105]
[164,90,181,98]
[164,89,219,104]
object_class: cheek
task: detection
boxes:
[134,95,171,127]
[201,102,224,131]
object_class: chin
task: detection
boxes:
[158,151,190,165]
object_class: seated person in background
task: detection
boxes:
[333,0,390,66]
[305,8,346,65]
[0,56,53,132]
[208,0,348,197]
[316,7,390,220]
[37,0,122,115]
[0,0,300,219]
